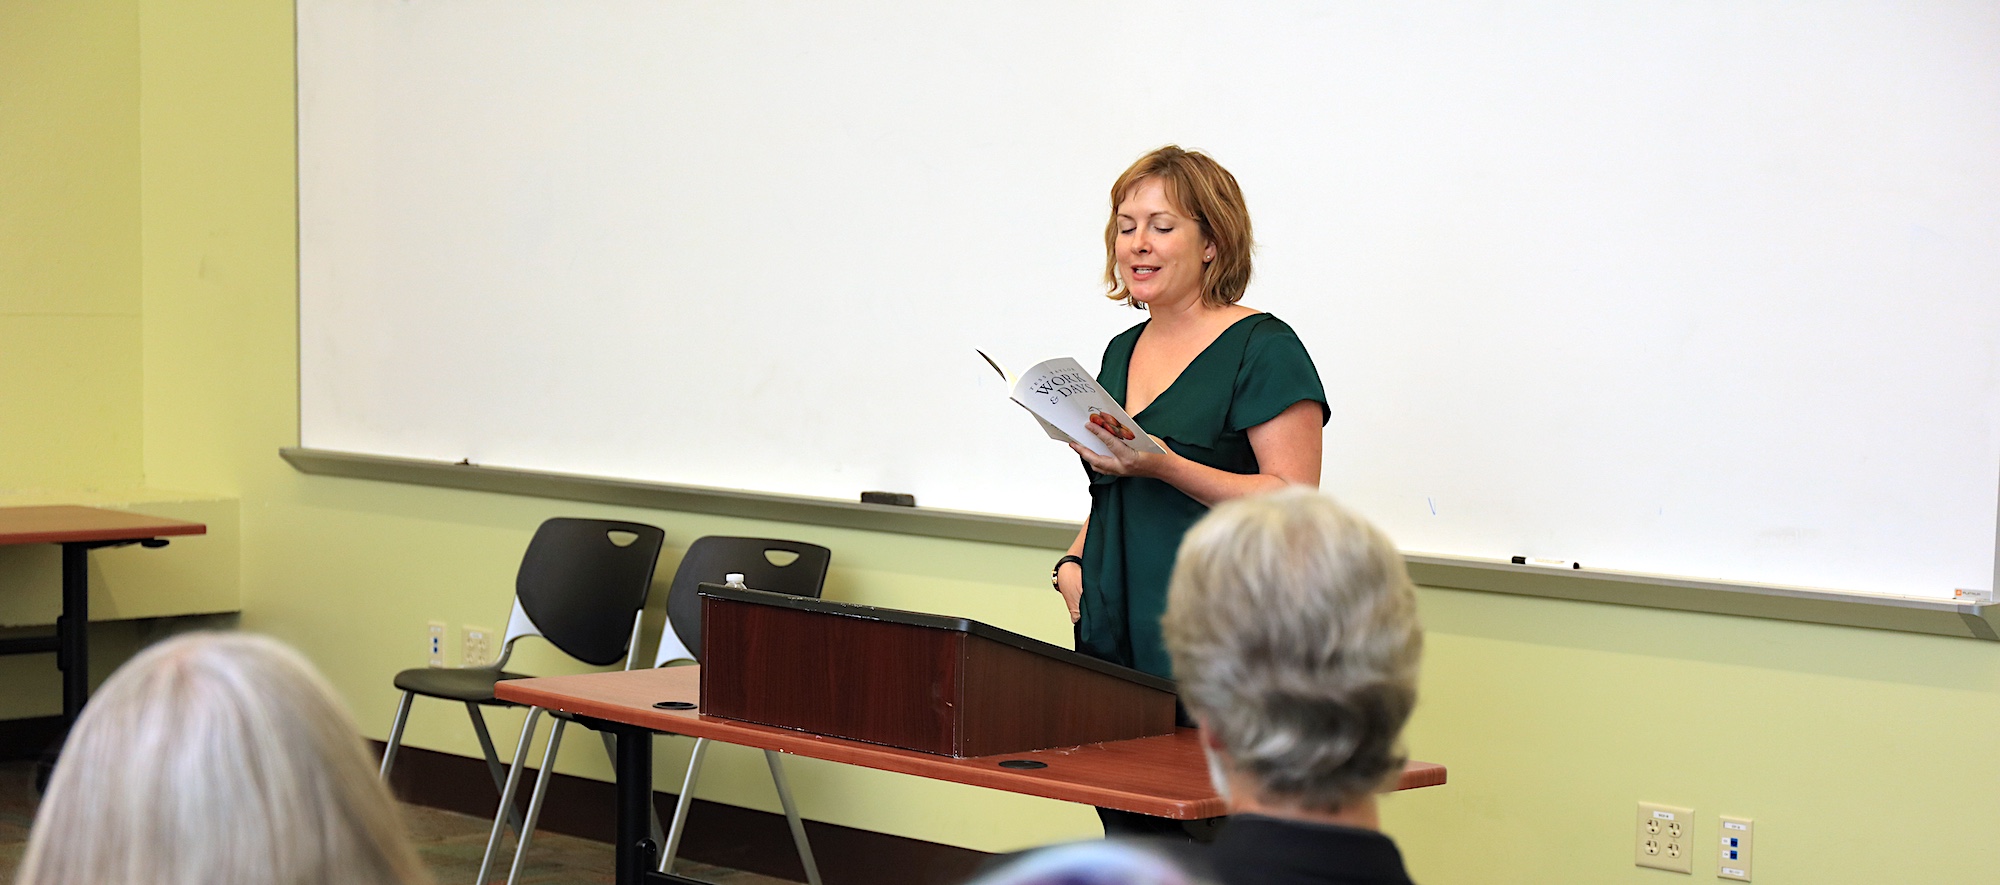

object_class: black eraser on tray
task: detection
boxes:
[861,491,916,507]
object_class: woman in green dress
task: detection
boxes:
[1051,147,1328,839]
[1052,145,1329,687]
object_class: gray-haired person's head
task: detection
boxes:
[16,631,432,885]
[1162,487,1422,813]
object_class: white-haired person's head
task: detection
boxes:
[1162,487,1422,819]
[16,631,432,885]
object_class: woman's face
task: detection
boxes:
[1115,178,1214,309]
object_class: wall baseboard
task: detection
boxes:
[375,741,990,885]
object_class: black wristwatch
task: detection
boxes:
[1051,554,1084,590]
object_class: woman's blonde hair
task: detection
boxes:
[1162,488,1422,813]
[16,631,433,885]
[1103,145,1255,308]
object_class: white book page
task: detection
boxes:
[1008,358,1165,457]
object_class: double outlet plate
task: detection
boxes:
[1636,802,1694,873]
[1636,803,1755,880]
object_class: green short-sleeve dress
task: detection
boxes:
[1077,313,1329,679]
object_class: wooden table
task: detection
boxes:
[497,666,1446,885]
[0,506,206,723]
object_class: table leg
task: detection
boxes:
[612,722,654,885]
[58,542,88,724]
[606,723,710,885]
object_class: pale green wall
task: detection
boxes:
[0,0,146,718]
[0,0,142,490]
[1393,588,2000,883]
[13,0,2000,881]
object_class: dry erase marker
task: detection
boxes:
[1511,556,1581,569]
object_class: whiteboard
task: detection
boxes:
[298,1,2000,600]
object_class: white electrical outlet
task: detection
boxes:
[1718,816,1754,881]
[426,621,446,667]
[1637,802,1694,874]
[463,626,492,668]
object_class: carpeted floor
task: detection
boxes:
[0,759,790,885]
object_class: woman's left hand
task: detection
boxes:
[1070,422,1173,478]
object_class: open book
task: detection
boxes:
[978,351,1167,458]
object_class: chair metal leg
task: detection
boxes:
[464,696,528,836]
[380,690,415,779]
[765,750,823,885]
[466,702,508,790]
[658,737,709,875]
[476,708,544,885]
[465,702,525,834]
[504,717,568,885]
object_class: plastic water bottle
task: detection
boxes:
[723,572,747,591]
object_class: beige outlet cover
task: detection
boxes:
[1636,802,1695,874]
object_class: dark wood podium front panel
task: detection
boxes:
[957,636,1175,757]
[703,599,964,754]
[701,595,1177,757]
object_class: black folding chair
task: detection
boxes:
[376,518,664,844]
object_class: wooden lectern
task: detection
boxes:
[700,584,1177,758]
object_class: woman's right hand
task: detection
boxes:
[1055,560,1083,624]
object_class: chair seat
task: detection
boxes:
[393,666,530,703]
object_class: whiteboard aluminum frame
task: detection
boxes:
[281,447,2000,641]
